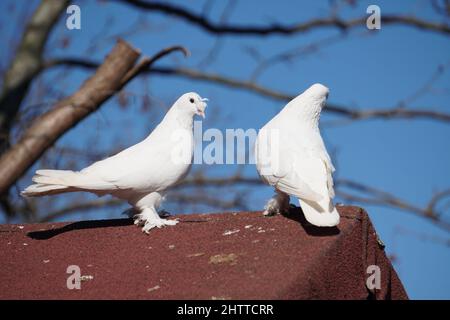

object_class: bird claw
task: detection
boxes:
[141,219,179,234]
[263,192,290,216]
[263,198,280,216]
[133,213,179,234]
[263,209,276,216]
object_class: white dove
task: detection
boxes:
[22,92,208,233]
[255,83,340,227]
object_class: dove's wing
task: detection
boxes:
[288,151,333,201]
[256,133,321,202]
[306,135,336,199]
[277,151,328,202]
[23,144,154,193]
[76,124,192,192]
[256,124,335,202]
[76,149,149,191]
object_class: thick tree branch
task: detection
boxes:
[0,40,188,196]
[118,0,450,35]
[0,0,69,149]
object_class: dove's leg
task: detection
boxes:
[123,206,171,219]
[154,194,171,217]
[131,192,178,234]
[263,191,290,216]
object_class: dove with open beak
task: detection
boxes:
[22,92,209,234]
[197,97,208,118]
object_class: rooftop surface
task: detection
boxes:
[0,205,407,299]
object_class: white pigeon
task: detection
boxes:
[22,92,208,233]
[255,83,340,227]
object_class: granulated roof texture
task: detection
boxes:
[0,205,407,299]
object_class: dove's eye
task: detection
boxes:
[189,98,195,103]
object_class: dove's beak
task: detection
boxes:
[197,98,208,119]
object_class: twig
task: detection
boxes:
[38,60,450,123]
[337,179,450,232]
[118,0,450,35]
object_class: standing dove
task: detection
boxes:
[255,83,340,227]
[22,92,208,233]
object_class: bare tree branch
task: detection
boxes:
[168,192,249,211]
[250,32,352,81]
[176,174,262,188]
[197,0,237,69]
[26,171,449,234]
[38,198,123,222]
[176,174,450,233]
[393,226,450,247]
[178,173,450,233]
[397,62,449,107]
[336,179,450,232]
[37,191,247,222]
[152,67,450,122]
[118,0,450,35]
[0,40,189,196]
[0,0,69,150]
[38,59,450,123]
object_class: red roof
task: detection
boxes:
[0,206,407,299]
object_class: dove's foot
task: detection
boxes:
[263,191,290,216]
[133,208,178,234]
[140,218,179,234]
[263,197,279,216]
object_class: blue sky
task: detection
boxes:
[1,0,449,299]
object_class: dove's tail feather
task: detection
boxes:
[22,169,82,197]
[21,183,72,197]
[299,199,340,227]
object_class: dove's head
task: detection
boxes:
[304,83,329,109]
[307,83,329,101]
[290,83,329,123]
[175,92,208,119]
